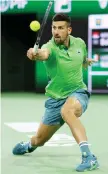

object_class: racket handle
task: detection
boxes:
[33,44,39,54]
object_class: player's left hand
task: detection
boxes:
[83,58,98,68]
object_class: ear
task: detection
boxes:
[68,27,72,35]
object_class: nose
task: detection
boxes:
[53,28,59,35]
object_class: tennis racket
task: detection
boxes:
[33,1,53,53]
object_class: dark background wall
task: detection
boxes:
[1,13,87,92]
[1,13,37,91]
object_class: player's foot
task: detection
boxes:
[76,154,99,172]
[12,141,35,155]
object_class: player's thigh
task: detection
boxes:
[36,122,61,142]
[61,96,82,118]
[61,89,90,118]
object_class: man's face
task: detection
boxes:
[52,21,72,45]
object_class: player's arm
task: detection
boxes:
[82,41,97,68]
[27,48,50,61]
[83,57,98,68]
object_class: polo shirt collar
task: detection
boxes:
[51,35,74,49]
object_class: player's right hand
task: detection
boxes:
[27,48,37,60]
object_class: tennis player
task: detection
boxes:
[12,13,99,172]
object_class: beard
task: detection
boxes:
[54,37,63,45]
[54,34,69,45]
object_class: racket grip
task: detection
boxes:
[33,44,39,54]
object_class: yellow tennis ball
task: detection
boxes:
[30,21,40,32]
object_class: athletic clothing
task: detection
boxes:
[41,35,90,125]
[41,35,87,99]
[42,89,90,125]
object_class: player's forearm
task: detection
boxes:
[83,58,97,68]
[27,48,50,61]
[34,48,50,61]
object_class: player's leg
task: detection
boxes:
[12,123,61,155]
[61,89,99,172]
[61,97,87,144]
[12,97,65,155]
[30,123,61,147]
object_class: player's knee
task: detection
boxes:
[61,97,82,119]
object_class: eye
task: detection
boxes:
[52,26,56,29]
[58,26,64,30]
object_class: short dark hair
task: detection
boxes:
[52,13,71,26]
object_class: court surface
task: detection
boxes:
[1,93,108,174]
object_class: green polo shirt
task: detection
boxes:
[41,35,87,99]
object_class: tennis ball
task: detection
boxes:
[30,21,40,32]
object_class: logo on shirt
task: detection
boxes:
[77,50,81,54]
